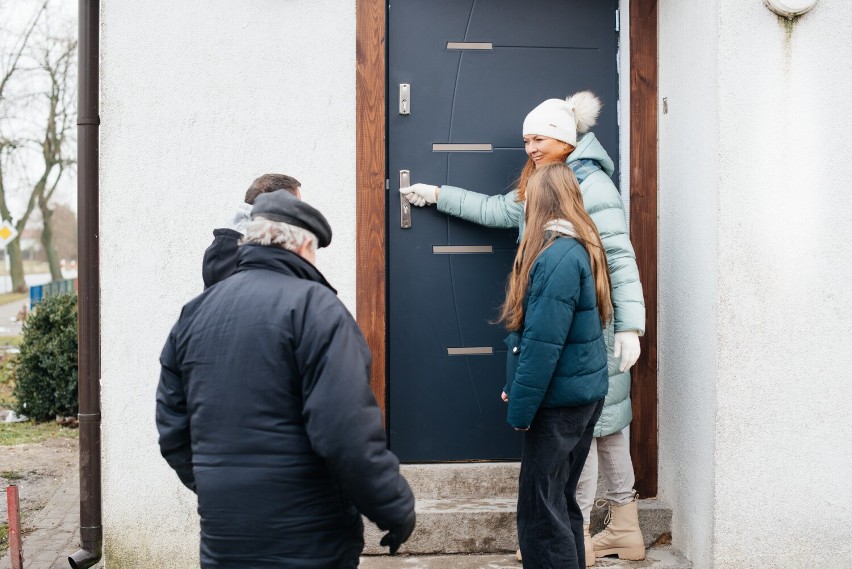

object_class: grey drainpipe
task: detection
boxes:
[69,0,102,567]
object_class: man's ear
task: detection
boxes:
[297,238,316,264]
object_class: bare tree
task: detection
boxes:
[35,30,77,281]
[0,0,75,291]
[42,202,76,262]
[0,0,48,291]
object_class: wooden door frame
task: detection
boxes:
[356,0,658,496]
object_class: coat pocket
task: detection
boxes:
[602,320,619,377]
[504,333,521,394]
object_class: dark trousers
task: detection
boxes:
[517,399,604,569]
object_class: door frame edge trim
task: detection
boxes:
[355,0,387,425]
[355,0,659,497]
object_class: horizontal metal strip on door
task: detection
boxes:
[447,43,599,52]
[490,45,600,50]
[432,245,493,254]
[447,347,493,356]
[446,42,493,51]
[432,143,493,152]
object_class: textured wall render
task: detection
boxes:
[100,1,356,565]
[657,1,719,567]
[713,0,852,567]
[660,0,852,567]
[99,1,852,567]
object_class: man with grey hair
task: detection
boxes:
[158,191,415,568]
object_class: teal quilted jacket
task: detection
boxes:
[437,133,645,436]
[504,237,609,429]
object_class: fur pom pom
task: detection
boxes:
[566,91,601,134]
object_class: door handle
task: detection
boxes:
[399,83,411,115]
[399,170,412,229]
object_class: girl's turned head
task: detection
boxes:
[524,163,587,230]
[500,163,613,331]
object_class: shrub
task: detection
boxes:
[13,294,78,421]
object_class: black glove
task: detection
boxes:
[379,510,416,555]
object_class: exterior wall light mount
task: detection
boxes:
[764,0,818,19]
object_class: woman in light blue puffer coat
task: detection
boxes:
[400,92,647,565]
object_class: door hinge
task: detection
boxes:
[615,9,620,32]
[386,179,390,190]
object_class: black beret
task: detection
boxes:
[251,190,332,248]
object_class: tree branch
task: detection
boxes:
[0,0,48,101]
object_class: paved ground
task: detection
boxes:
[0,289,685,568]
[1,467,683,568]
[0,270,78,336]
[360,548,688,568]
[0,466,102,569]
[361,554,520,568]
[0,296,26,336]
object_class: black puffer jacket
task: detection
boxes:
[157,244,414,568]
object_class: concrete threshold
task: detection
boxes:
[360,546,691,568]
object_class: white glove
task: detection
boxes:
[613,330,641,372]
[399,183,439,207]
[403,191,427,208]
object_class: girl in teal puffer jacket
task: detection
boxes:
[401,92,646,565]
[500,163,610,569]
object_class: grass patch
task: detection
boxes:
[0,421,77,446]
[0,522,7,557]
[0,292,27,306]
[1,470,24,481]
[0,341,20,408]
[0,336,22,348]
[22,260,50,274]
[0,377,13,408]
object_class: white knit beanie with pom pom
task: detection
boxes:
[522,91,602,146]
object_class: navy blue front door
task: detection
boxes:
[388,0,619,462]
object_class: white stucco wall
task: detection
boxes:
[658,0,719,566]
[660,0,852,567]
[713,0,852,567]
[98,0,852,566]
[100,1,355,565]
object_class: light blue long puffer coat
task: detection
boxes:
[437,132,645,436]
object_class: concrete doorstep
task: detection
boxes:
[0,460,683,568]
[360,546,691,568]
[364,463,674,556]
[360,463,690,569]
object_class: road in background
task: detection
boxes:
[0,271,78,335]
[0,270,78,294]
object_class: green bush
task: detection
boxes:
[13,294,78,421]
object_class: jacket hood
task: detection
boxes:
[227,202,253,234]
[235,244,337,294]
[567,132,615,177]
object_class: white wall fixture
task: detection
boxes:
[764,0,818,18]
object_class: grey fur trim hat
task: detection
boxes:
[251,190,332,248]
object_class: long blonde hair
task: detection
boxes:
[499,163,613,330]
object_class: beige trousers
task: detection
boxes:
[575,430,637,523]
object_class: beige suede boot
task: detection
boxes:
[584,524,595,567]
[591,499,645,561]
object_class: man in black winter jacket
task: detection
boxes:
[201,173,301,288]
[158,190,415,568]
